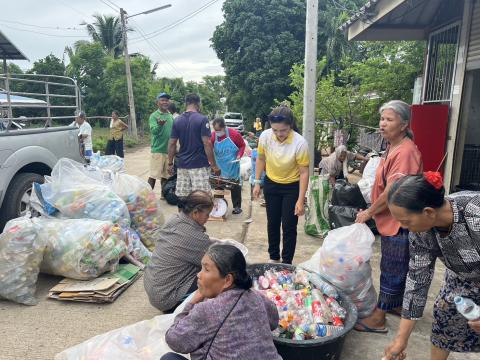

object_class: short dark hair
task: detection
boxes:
[168,102,178,114]
[180,190,214,214]
[206,243,252,290]
[388,175,445,213]
[212,117,225,128]
[112,110,120,116]
[268,105,299,132]
[185,93,200,106]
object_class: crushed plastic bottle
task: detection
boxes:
[454,296,480,321]
[308,273,338,299]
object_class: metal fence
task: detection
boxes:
[0,73,80,130]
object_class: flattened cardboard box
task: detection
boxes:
[48,264,141,303]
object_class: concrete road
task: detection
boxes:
[0,146,476,360]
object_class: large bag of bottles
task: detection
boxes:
[0,216,45,305]
[36,218,127,280]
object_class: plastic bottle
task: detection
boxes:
[308,273,338,299]
[325,297,347,319]
[454,296,480,321]
[315,324,344,337]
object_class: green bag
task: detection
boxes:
[304,175,330,237]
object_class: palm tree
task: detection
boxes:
[82,14,124,58]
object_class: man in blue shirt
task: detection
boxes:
[167,93,219,202]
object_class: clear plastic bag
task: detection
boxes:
[123,227,152,266]
[90,153,125,173]
[111,173,165,250]
[301,224,377,318]
[0,216,45,305]
[54,294,193,360]
[35,218,127,280]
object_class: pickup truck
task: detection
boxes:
[0,126,84,230]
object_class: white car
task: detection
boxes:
[224,112,244,132]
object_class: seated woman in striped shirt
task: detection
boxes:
[383,172,480,360]
[161,243,282,360]
[144,190,215,312]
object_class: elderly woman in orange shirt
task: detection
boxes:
[355,100,423,333]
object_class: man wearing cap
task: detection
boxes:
[148,92,174,192]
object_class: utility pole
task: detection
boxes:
[120,8,138,139]
[303,0,318,175]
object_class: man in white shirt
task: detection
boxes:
[71,111,93,161]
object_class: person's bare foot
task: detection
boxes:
[354,308,387,332]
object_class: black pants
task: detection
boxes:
[160,353,188,360]
[263,177,299,264]
[230,183,242,209]
[105,138,124,158]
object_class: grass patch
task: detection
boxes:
[92,127,150,153]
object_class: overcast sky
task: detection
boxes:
[1,0,226,81]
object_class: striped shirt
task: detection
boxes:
[402,191,480,319]
[144,212,215,311]
[166,288,282,360]
[257,129,310,184]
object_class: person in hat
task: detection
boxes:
[148,92,175,192]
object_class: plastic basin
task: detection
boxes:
[247,263,358,360]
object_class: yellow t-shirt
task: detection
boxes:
[254,121,262,131]
[257,129,310,184]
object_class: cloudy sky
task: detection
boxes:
[1,0,226,81]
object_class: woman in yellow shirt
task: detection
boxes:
[105,111,128,158]
[252,105,310,264]
[254,117,263,137]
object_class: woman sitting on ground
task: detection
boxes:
[144,190,215,312]
[319,145,368,185]
[383,173,480,360]
[161,243,282,360]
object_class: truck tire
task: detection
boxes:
[0,172,44,231]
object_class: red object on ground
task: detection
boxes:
[410,104,449,174]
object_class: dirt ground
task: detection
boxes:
[0,146,477,360]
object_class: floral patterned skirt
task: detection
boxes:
[431,269,480,352]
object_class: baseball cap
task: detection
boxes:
[157,92,171,100]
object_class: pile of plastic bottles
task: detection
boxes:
[39,182,131,226]
[0,217,45,305]
[90,153,125,173]
[253,269,347,340]
[111,173,165,250]
[38,218,127,280]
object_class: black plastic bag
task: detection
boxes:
[162,174,178,206]
[331,179,368,209]
[328,205,378,234]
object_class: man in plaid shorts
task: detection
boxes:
[167,93,219,206]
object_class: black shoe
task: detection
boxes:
[232,207,243,215]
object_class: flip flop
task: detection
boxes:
[354,320,388,334]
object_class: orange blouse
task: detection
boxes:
[371,138,423,236]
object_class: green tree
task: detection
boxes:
[83,14,124,58]
[211,0,309,122]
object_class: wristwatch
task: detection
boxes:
[253,179,262,185]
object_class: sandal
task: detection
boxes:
[354,320,388,334]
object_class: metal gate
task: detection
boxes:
[423,22,461,103]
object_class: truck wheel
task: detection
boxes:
[0,172,44,230]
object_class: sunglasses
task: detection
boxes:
[268,114,288,122]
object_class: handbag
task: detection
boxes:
[203,290,246,360]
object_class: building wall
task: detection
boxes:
[464,70,480,145]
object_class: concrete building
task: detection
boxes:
[342,0,480,192]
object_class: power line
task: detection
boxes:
[103,0,121,10]
[0,19,84,31]
[0,23,89,38]
[55,0,91,18]
[99,0,119,12]
[130,0,221,43]
[130,22,184,78]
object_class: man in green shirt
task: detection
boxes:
[148,92,174,192]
